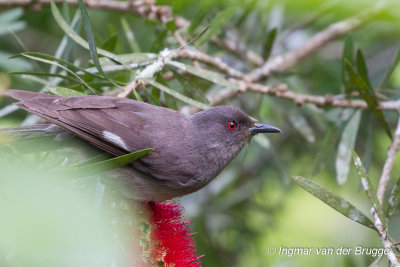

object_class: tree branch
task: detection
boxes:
[0,0,173,23]
[175,48,245,78]
[377,116,400,203]
[370,209,400,267]
[208,78,400,110]
[244,4,385,82]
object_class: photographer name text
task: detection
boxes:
[267,245,390,257]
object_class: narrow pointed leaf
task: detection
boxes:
[50,1,121,63]
[48,87,86,97]
[0,105,19,118]
[171,69,208,103]
[150,29,167,53]
[73,153,112,168]
[352,150,386,229]
[386,176,400,218]
[62,0,70,23]
[288,110,315,144]
[0,8,23,24]
[312,125,338,176]
[77,0,109,81]
[147,80,210,110]
[97,53,156,66]
[10,71,80,83]
[168,60,238,89]
[12,51,103,79]
[235,0,258,27]
[188,5,207,34]
[262,28,277,60]
[356,49,372,88]
[187,25,211,46]
[59,148,153,178]
[100,33,118,52]
[379,45,400,89]
[196,7,236,45]
[345,60,392,139]
[17,53,96,93]
[121,18,141,52]
[291,176,375,230]
[336,110,361,184]
[341,36,354,94]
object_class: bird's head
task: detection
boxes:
[189,106,281,163]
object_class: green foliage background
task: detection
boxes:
[1,0,400,266]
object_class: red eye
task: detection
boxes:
[227,121,237,130]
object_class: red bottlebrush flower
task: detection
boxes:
[148,201,202,267]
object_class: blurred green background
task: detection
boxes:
[1,0,400,266]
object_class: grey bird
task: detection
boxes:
[3,90,281,201]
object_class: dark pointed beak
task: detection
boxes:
[249,123,282,134]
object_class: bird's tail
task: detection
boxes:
[0,124,75,154]
[0,124,65,141]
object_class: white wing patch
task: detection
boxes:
[103,131,129,150]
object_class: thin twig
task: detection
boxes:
[207,79,400,110]
[0,0,265,67]
[175,48,245,78]
[118,79,139,98]
[377,116,400,203]
[210,35,264,67]
[371,210,400,267]
[0,0,173,23]
[358,169,400,267]
[244,4,385,82]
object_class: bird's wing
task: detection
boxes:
[6,90,198,185]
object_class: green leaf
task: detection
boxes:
[363,113,374,171]
[291,176,376,230]
[60,148,153,178]
[72,153,111,168]
[168,60,238,90]
[196,7,237,45]
[345,60,392,139]
[97,53,157,66]
[235,0,258,27]
[166,20,177,31]
[10,71,80,83]
[386,176,400,218]
[54,11,82,65]
[0,8,26,36]
[335,110,361,184]
[0,8,23,24]
[61,0,71,23]
[120,18,141,53]
[100,33,118,52]
[48,87,86,97]
[50,1,121,64]
[150,29,167,53]
[379,45,400,89]
[262,28,277,60]
[351,150,386,229]
[16,52,97,93]
[13,51,103,79]
[77,0,108,80]
[356,49,372,88]
[188,4,207,34]
[311,125,339,177]
[171,69,208,103]
[288,110,315,144]
[147,80,210,110]
[341,36,354,94]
